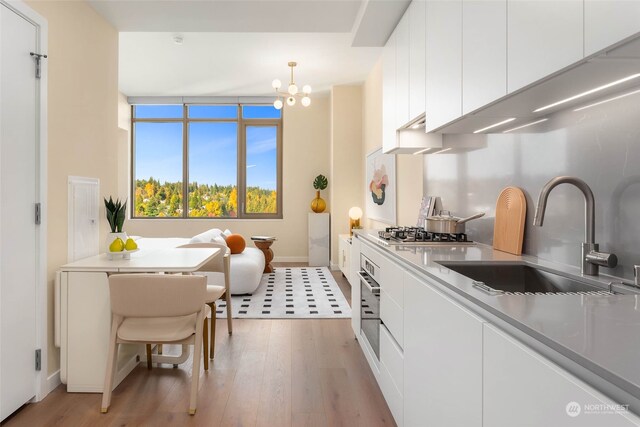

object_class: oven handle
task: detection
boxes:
[358,271,381,292]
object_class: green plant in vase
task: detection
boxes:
[311,174,328,213]
[104,197,129,252]
[104,196,126,233]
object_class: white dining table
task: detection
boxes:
[61,247,220,273]
[57,246,221,393]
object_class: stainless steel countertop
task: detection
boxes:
[355,229,640,400]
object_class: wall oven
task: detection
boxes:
[358,254,381,360]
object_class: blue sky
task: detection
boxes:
[134,105,279,190]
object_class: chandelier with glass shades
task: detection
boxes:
[271,61,311,110]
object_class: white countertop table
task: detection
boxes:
[60,247,220,273]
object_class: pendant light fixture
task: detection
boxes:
[271,61,311,110]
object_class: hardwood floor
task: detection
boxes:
[2,267,396,427]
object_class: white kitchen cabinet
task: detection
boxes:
[507,0,583,93]
[484,324,640,427]
[350,236,361,336]
[395,10,410,128]
[60,272,142,392]
[381,291,403,349]
[338,234,351,278]
[382,30,397,154]
[380,325,404,426]
[379,252,404,348]
[425,0,462,132]
[585,0,640,56]
[403,272,484,427]
[409,0,426,119]
[462,0,507,114]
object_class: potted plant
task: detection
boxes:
[310,174,328,213]
[104,197,127,250]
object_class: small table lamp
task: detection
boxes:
[349,206,363,236]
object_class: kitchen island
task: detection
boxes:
[351,229,640,427]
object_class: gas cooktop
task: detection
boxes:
[373,227,475,246]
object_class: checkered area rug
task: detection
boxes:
[214,267,352,319]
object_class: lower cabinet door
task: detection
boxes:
[380,359,404,427]
[403,272,484,427]
[380,324,404,395]
[381,291,403,348]
[350,236,361,336]
[484,324,640,427]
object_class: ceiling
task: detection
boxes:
[88,0,363,33]
[87,0,409,96]
[119,32,382,96]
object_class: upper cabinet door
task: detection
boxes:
[395,11,410,128]
[585,0,640,56]
[409,0,426,119]
[462,0,507,114]
[382,31,397,154]
[507,0,583,93]
[425,0,462,132]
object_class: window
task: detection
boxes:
[132,104,282,218]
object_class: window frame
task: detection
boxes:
[240,120,283,219]
[131,104,283,219]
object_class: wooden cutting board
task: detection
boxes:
[493,187,527,255]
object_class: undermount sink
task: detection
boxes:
[437,263,618,295]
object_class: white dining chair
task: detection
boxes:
[178,242,232,359]
[101,273,208,415]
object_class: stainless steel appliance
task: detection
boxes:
[375,226,476,246]
[358,254,381,359]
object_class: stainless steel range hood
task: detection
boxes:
[391,113,443,154]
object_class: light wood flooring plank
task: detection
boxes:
[218,320,271,427]
[291,321,324,415]
[256,320,292,427]
[318,367,359,427]
[291,412,329,427]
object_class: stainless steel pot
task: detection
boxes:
[425,211,485,234]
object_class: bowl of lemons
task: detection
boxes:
[107,237,139,260]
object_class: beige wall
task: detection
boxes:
[329,85,363,265]
[26,0,120,375]
[117,93,130,200]
[362,58,423,229]
[125,96,331,260]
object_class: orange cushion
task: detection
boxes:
[226,234,246,254]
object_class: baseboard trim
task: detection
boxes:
[273,256,308,263]
[47,370,61,395]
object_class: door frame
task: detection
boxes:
[0,0,49,402]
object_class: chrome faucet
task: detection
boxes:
[533,176,617,276]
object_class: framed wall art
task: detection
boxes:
[365,148,396,225]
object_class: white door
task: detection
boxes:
[0,3,39,420]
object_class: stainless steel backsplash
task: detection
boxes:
[423,88,640,281]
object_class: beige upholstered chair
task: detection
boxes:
[178,242,232,359]
[101,274,209,415]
